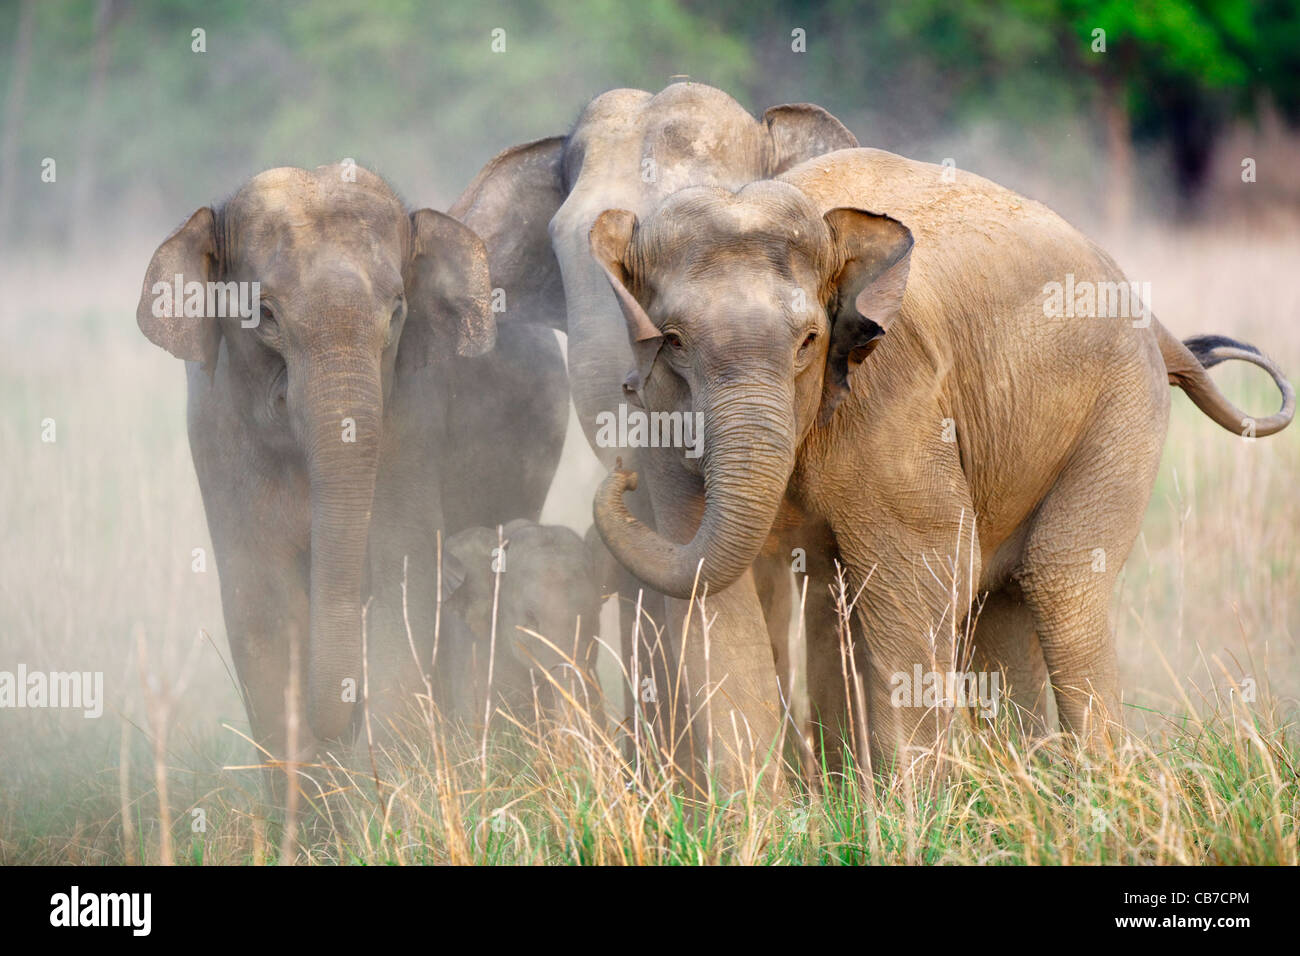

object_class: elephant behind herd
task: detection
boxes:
[136,82,1294,795]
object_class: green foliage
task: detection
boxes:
[0,0,753,242]
[2,0,1296,244]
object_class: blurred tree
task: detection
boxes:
[872,0,1280,222]
[0,0,1296,247]
[0,0,756,243]
[1064,0,1253,223]
[1255,0,1300,122]
[0,0,35,252]
[72,0,117,251]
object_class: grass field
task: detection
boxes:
[1,224,1297,865]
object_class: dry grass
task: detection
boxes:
[1,224,1297,865]
[4,631,1296,866]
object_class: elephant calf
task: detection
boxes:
[440,520,605,723]
[589,147,1294,773]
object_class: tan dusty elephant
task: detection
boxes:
[590,147,1294,774]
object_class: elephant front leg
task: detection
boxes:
[358,549,439,740]
[213,544,324,802]
[664,569,786,799]
[636,451,787,798]
[361,476,445,741]
[752,550,795,708]
[835,509,983,779]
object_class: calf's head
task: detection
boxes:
[442,521,604,715]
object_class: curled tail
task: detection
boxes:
[1157,324,1295,437]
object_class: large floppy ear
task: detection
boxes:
[404,209,494,368]
[819,208,914,423]
[440,549,468,601]
[589,208,662,405]
[448,136,568,331]
[136,207,222,370]
[442,525,498,601]
[763,104,859,176]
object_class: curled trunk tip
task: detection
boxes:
[593,389,796,599]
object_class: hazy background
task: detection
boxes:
[1,0,1298,861]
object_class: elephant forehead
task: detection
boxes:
[237,165,399,207]
[509,535,582,571]
[637,221,827,306]
[642,185,829,259]
[644,80,753,117]
[304,248,401,294]
[655,274,808,338]
[640,116,765,193]
[229,168,406,250]
[572,83,766,195]
[642,83,760,145]
[243,229,402,291]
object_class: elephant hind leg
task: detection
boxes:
[969,585,1051,738]
[1015,403,1162,743]
[1020,575,1119,744]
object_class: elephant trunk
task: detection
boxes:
[303,353,383,741]
[594,381,795,599]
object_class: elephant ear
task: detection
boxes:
[440,550,468,601]
[136,207,222,371]
[403,209,494,368]
[448,136,568,331]
[589,208,661,406]
[764,104,859,176]
[819,208,914,424]
[443,526,506,599]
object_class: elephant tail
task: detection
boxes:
[1157,323,1295,437]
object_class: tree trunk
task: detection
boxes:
[73,0,114,252]
[0,0,36,252]
[1100,75,1134,230]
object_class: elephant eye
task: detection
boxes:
[255,302,283,349]
[799,331,818,353]
[663,332,684,351]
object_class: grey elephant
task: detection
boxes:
[588,147,1294,773]
[438,520,604,724]
[451,80,859,781]
[135,164,567,770]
